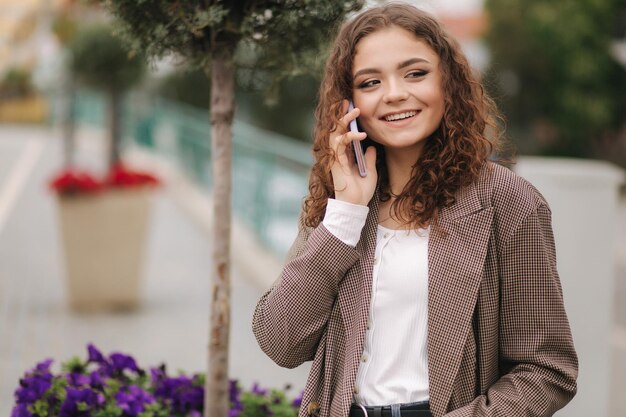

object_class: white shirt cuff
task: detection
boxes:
[322,198,369,247]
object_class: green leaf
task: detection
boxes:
[104,378,122,397]
[61,356,86,374]
[92,402,123,417]
[102,0,365,84]
[69,25,145,92]
[32,399,50,417]
[138,402,169,417]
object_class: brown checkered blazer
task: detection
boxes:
[253,162,578,417]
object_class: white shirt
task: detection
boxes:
[323,198,430,406]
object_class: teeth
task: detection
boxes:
[385,111,417,121]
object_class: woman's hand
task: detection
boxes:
[329,100,378,206]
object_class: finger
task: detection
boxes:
[330,131,347,155]
[332,100,350,133]
[337,148,352,176]
[338,107,360,132]
[340,131,367,147]
[329,128,343,153]
[364,145,377,175]
[331,127,364,155]
[334,134,354,173]
[333,131,366,172]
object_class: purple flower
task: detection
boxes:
[67,372,90,387]
[292,391,303,408]
[229,379,240,403]
[14,361,53,405]
[109,352,141,374]
[12,344,304,417]
[229,379,243,416]
[15,375,52,404]
[33,359,54,373]
[153,374,203,413]
[87,345,114,377]
[251,382,267,396]
[59,387,103,417]
[150,366,166,384]
[115,385,154,417]
[89,371,104,388]
[10,404,32,417]
[87,344,106,364]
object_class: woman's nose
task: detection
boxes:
[383,80,409,103]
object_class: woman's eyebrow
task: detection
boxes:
[398,57,431,69]
[353,57,431,80]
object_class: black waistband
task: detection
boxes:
[349,402,432,417]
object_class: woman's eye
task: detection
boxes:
[407,70,428,78]
[357,79,380,89]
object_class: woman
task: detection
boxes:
[253,3,578,417]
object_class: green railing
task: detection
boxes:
[72,90,312,254]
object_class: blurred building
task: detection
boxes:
[439,12,488,72]
[0,0,104,77]
[0,0,106,122]
[0,0,62,76]
[409,0,489,72]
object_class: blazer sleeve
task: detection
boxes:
[445,203,578,416]
[252,212,361,369]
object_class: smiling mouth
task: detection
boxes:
[383,111,419,122]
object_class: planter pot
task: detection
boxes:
[56,188,152,311]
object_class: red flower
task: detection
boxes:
[49,164,160,195]
[49,169,102,195]
[105,163,160,188]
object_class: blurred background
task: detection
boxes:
[0,0,624,416]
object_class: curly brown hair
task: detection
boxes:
[303,2,503,229]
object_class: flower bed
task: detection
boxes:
[12,344,302,417]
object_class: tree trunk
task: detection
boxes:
[204,49,235,417]
[108,90,121,169]
[61,71,76,168]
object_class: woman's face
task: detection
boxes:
[352,26,445,158]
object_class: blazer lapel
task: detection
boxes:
[427,183,493,416]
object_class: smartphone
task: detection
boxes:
[348,100,367,177]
